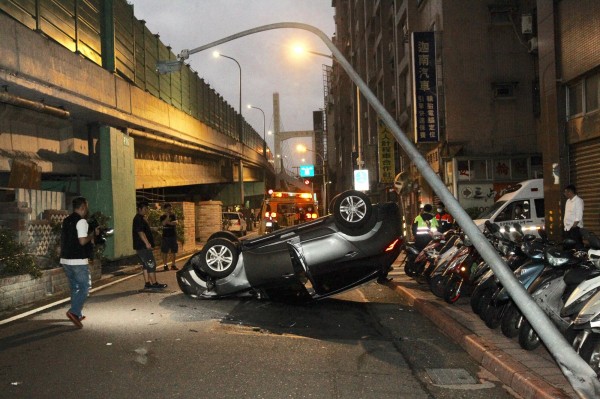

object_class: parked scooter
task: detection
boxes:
[502,232,600,341]
[516,246,584,350]
[472,223,543,318]
[480,225,550,329]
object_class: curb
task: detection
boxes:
[391,282,573,399]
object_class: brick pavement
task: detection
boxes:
[387,255,578,399]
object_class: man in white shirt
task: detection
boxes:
[564,184,584,249]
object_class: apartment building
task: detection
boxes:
[329,0,541,234]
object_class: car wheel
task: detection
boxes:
[199,238,239,278]
[333,190,372,231]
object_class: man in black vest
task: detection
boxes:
[60,196,98,329]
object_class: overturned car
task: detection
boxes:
[176,190,402,302]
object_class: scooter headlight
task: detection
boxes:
[545,249,570,267]
[562,288,600,317]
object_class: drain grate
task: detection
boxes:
[425,368,476,385]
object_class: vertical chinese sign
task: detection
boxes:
[378,119,396,183]
[412,31,439,143]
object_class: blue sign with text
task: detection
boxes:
[299,165,315,177]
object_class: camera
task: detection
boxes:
[88,218,114,246]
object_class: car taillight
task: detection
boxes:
[385,239,400,252]
[306,214,312,219]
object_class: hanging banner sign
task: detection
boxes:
[377,119,396,183]
[411,31,439,143]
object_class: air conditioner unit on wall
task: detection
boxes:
[528,37,538,53]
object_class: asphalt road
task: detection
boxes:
[0,262,519,399]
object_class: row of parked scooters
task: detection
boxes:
[402,221,600,376]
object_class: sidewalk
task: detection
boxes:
[387,255,577,399]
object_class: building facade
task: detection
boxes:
[330,0,600,239]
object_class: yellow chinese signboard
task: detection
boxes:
[378,120,396,183]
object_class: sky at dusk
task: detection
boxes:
[128,0,336,171]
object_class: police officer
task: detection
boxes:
[435,202,454,233]
[412,204,439,250]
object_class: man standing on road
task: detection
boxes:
[160,203,178,271]
[133,201,167,290]
[60,196,98,329]
[564,184,584,250]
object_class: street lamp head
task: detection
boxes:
[212,51,220,58]
[247,104,252,109]
[296,144,307,153]
[267,130,272,135]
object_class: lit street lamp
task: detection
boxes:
[213,51,244,206]
[247,104,266,157]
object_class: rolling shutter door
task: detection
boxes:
[570,137,600,236]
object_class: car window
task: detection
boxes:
[534,198,544,218]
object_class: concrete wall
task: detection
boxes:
[0,260,101,312]
[196,201,223,243]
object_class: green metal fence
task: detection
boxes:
[0,0,265,156]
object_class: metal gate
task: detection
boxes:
[570,137,600,236]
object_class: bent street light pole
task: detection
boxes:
[176,22,599,398]
[214,52,244,206]
[248,105,267,157]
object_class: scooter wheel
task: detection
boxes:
[500,302,522,338]
[430,274,448,298]
[518,320,541,350]
[443,276,462,304]
[580,333,600,377]
[483,302,505,329]
[404,257,418,277]
[470,287,490,315]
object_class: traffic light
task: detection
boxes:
[304,179,311,185]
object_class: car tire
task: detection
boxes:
[333,190,372,231]
[199,238,239,278]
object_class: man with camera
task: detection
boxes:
[60,196,99,329]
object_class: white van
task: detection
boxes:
[473,179,545,234]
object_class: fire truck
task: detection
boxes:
[258,190,318,234]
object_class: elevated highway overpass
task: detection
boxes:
[0,3,274,258]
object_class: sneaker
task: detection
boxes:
[144,282,152,289]
[170,265,178,271]
[66,311,83,329]
[151,282,167,289]
[163,265,168,271]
